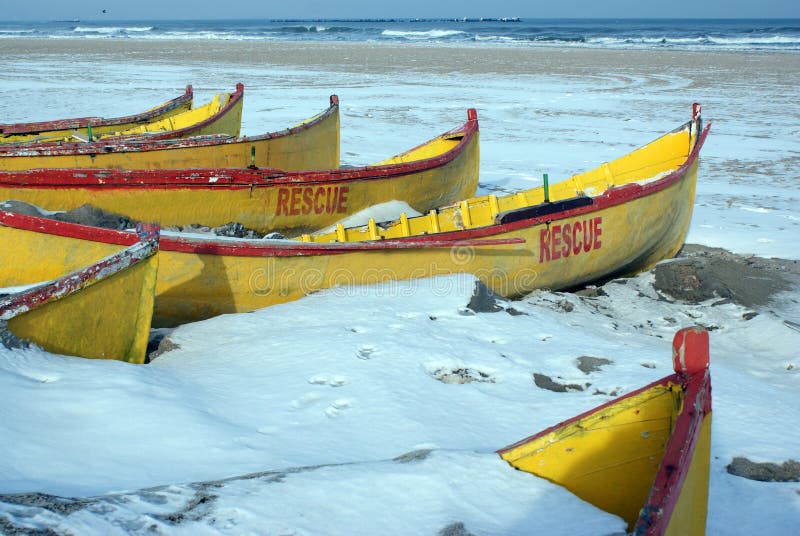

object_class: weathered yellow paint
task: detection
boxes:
[4,91,238,144]
[0,118,703,327]
[370,132,468,165]
[0,226,125,286]
[100,91,242,139]
[500,383,682,529]
[0,93,193,144]
[499,385,711,534]
[496,327,711,535]
[0,123,472,236]
[5,253,158,364]
[0,101,336,172]
[309,126,696,244]
[662,414,712,536]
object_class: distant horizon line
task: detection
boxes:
[3,17,800,23]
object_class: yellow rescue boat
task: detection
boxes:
[499,326,712,535]
[0,105,709,327]
[0,225,159,364]
[0,92,338,172]
[0,109,478,236]
[0,84,242,145]
[0,86,194,144]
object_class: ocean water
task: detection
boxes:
[0,20,799,535]
[0,18,799,51]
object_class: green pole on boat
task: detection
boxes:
[543,173,550,203]
[87,123,93,142]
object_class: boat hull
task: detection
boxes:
[498,327,712,535]
[0,110,476,236]
[0,86,194,144]
[148,141,701,326]
[0,95,338,172]
[0,150,697,327]
[0,114,708,327]
[0,230,158,363]
[106,85,243,140]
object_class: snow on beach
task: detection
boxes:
[0,40,799,534]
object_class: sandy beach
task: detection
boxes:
[2,36,798,135]
[1,38,798,79]
[3,39,798,244]
[1,34,799,534]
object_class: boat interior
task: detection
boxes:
[304,119,699,243]
[87,91,234,141]
[499,379,685,530]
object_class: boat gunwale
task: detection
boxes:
[0,89,336,156]
[0,227,159,321]
[0,210,523,254]
[0,84,243,150]
[92,82,244,143]
[0,120,709,258]
[495,373,684,456]
[634,368,710,535]
[0,106,476,189]
[0,85,193,135]
[497,326,712,536]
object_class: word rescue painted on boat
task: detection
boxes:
[275,186,349,216]
[539,217,603,263]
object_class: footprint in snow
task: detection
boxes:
[289,392,323,409]
[308,374,348,387]
[356,345,377,360]
[325,399,352,418]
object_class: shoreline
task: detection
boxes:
[1,36,798,262]
[1,38,798,76]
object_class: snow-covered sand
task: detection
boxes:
[1,40,799,534]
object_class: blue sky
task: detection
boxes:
[2,0,798,20]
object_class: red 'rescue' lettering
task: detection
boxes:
[302,188,313,215]
[276,188,290,216]
[539,227,551,263]
[290,188,302,216]
[539,216,603,264]
[593,217,602,250]
[562,222,572,258]
[572,221,582,255]
[551,224,562,260]
[337,186,349,214]
[314,187,325,214]
[276,186,350,216]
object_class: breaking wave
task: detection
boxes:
[0,19,794,51]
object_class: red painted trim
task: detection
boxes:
[0,89,336,157]
[0,84,242,150]
[634,369,711,535]
[0,117,709,260]
[161,236,524,256]
[0,210,521,256]
[416,121,711,244]
[497,327,712,536]
[0,234,159,320]
[97,82,244,142]
[0,107,475,189]
[136,222,161,242]
[692,103,701,122]
[672,326,710,375]
[496,372,681,455]
[0,211,140,246]
[635,327,712,535]
[0,86,193,135]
